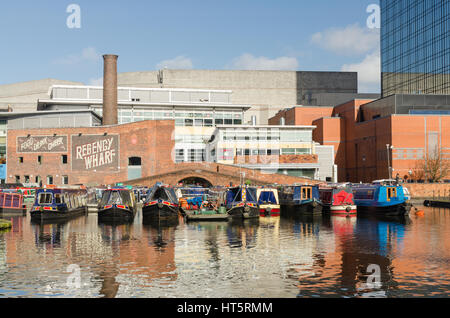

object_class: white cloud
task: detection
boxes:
[311,24,380,56]
[88,77,103,86]
[228,53,299,71]
[53,47,101,65]
[156,56,193,69]
[341,50,381,93]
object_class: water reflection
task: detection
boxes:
[0,206,448,297]
[226,219,259,249]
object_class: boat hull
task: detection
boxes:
[185,211,230,222]
[281,201,323,215]
[323,205,357,216]
[142,203,179,220]
[228,205,259,219]
[98,207,135,222]
[30,207,88,222]
[259,205,281,217]
[0,207,27,216]
[356,202,412,216]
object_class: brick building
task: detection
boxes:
[270,95,450,183]
[7,120,175,186]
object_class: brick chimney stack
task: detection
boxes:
[102,54,118,125]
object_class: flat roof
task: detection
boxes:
[49,84,234,94]
[0,109,102,120]
[37,99,252,111]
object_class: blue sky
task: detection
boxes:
[0,0,381,92]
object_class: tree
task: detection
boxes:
[415,147,450,183]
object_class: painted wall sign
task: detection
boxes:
[17,136,68,153]
[71,135,119,171]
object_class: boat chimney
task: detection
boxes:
[102,54,119,126]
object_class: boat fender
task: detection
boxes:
[312,201,318,208]
[346,206,352,212]
[158,203,164,209]
[244,205,250,212]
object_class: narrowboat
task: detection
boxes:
[279,185,323,215]
[351,181,412,216]
[257,188,281,217]
[98,188,137,222]
[319,184,357,216]
[142,183,179,220]
[0,192,27,215]
[225,186,259,219]
[16,187,37,203]
[30,187,88,221]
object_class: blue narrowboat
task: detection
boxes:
[351,181,412,216]
[279,185,323,215]
[30,187,88,222]
[98,188,137,222]
[225,186,259,219]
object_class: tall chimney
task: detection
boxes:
[102,54,118,125]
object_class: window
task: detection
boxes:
[387,187,397,201]
[301,187,312,200]
[62,176,69,185]
[19,157,24,163]
[15,176,20,183]
[38,156,42,164]
[38,193,53,205]
[128,157,142,166]
[55,194,63,204]
[24,175,30,183]
[47,176,54,185]
[62,155,68,164]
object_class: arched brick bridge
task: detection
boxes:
[123,162,320,187]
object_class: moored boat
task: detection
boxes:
[279,184,323,215]
[257,188,280,217]
[225,186,259,219]
[30,187,88,222]
[351,180,412,216]
[184,189,230,222]
[142,183,179,220]
[0,192,27,215]
[319,184,357,216]
[98,188,137,222]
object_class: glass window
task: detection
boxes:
[38,193,53,204]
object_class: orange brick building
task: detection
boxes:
[271,96,450,183]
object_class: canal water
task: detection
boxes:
[0,206,449,298]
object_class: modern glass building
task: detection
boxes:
[381,0,450,97]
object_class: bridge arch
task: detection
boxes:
[177,176,213,188]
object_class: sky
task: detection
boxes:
[0,0,381,93]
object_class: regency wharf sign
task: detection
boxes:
[17,136,68,153]
[71,135,119,171]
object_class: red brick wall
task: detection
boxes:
[405,183,450,199]
[124,162,321,187]
[7,120,175,186]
